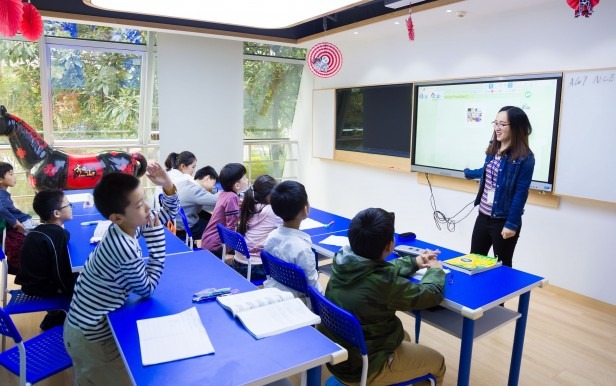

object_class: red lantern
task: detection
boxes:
[566,0,600,18]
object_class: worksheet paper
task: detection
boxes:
[136,307,214,366]
[299,218,325,230]
[320,235,349,247]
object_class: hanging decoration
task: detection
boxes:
[0,0,23,37]
[566,0,600,18]
[307,42,343,78]
[406,3,415,41]
[20,1,43,40]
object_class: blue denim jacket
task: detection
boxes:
[464,153,535,231]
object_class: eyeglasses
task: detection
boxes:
[58,202,74,211]
[491,121,510,129]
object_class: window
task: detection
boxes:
[49,45,144,140]
[243,43,305,181]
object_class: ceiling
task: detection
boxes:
[33,0,460,43]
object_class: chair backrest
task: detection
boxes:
[0,307,23,344]
[216,223,250,258]
[308,286,369,385]
[0,247,7,308]
[177,207,193,246]
[261,250,309,295]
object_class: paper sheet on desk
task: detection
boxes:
[320,235,349,247]
[90,221,112,244]
[136,307,214,366]
[412,268,450,280]
[299,218,325,230]
[67,193,94,208]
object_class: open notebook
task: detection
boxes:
[217,288,320,339]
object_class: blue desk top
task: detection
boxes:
[313,230,544,319]
[108,250,345,386]
[65,213,191,272]
[303,208,352,237]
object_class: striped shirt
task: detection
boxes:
[66,192,179,342]
[479,155,502,216]
[200,191,240,251]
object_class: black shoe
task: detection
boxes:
[40,310,66,331]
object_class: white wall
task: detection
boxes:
[157,33,243,172]
[296,1,616,304]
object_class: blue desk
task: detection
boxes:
[64,189,100,217]
[108,250,347,386]
[65,213,191,272]
[312,229,546,386]
[303,208,351,238]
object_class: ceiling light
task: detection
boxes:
[394,21,400,25]
[87,0,365,29]
[353,31,359,35]
[446,9,453,13]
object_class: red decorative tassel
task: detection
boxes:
[406,4,415,41]
[566,0,600,18]
[20,2,43,40]
[0,0,23,37]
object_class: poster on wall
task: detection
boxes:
[307,42,343,78]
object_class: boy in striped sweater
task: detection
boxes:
[64,162,178,385]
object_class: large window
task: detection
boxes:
[243,43,305,181]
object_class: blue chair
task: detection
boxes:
[216,224,264,285]
[307,287,436,386]
[0,307,72,386]
[260,250,309,296]
[0,247,71,350]
[177,207,194,248]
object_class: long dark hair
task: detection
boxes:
[237,175,277,235]
[486,106,533,161]
[164,151,196,171]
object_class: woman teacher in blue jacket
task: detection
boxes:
[464,106,535,267]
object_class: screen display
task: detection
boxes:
[411,74,562,191]
[336,83,413,158]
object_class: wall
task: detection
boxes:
[157,33,243,171]
[296,1,616,304]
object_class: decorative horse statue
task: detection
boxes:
[0,105,147,190]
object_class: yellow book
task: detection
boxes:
[442,254,502,275]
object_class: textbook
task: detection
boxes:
[217,288,321,339]
[442,254,501,275]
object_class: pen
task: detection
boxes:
[80,221,101,226]
[324,221,335,228]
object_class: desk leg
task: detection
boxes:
[458,317,475,386]
[307,366,321,386]
[508,291,530,386]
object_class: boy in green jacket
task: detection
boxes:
[321,208,446,385]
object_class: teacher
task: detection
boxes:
[464,106,535,267]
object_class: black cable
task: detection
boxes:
[425,173,475,232]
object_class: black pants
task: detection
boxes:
[470,213,521,267]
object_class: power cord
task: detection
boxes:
[425,173,475,232]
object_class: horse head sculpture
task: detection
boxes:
[0,105,147,190]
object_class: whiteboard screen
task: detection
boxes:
[312,89,335,159]
[555,69,616,202]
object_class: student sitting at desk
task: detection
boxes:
[319,208,446,386]
[234,174,282,281]
[179,165,219,241]
[263,180,322,298]
[200,163,248,257]
[16,189,78,330]
[64,163,178,386]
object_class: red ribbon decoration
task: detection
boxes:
[566,0,600,18]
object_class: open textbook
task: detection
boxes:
[217,288,321,339]
[442,254,501,275]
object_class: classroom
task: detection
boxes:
[1,0,615,385]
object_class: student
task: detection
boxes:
[233,175,282,281]
[178,165,219,241]
[0,162,39,273]
[164,151,197,183]
[263,180,322,297]
[64,163,178,385]
[200,163,248,257]
[320,208,446,385]
[464,106,535,267]
[16,190,78,330]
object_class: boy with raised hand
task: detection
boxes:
[263,180,322,298]
[320,208,446,386]
[64,162,178,385]
[16,189,77,330]
[200,163,247,257]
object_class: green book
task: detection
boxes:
[442,254,502,275]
